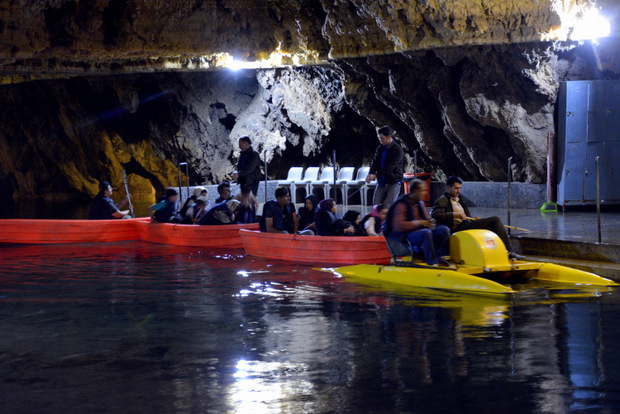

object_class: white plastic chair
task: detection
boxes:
[277,167,304,204]
[309,167,335,200]
[345,166,376,206]
[296,167,320,200]
[335,167,355,208]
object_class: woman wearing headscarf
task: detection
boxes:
[342,210,366,236]
[297,194,318,234]
[315,198,355,236]
[360,204,389,236]
[199,199,241,225]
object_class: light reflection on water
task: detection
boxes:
[1,241,620,413]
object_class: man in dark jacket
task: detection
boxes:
[88,181,131,220]
[231,136,262,197]
[366,126,404,208]
[431,176,523,260]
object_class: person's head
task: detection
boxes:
[343,210,361,224]
[445,176,463,198]
[408,179,427,201]
[373,204,388,221]
[319,198,336,213]
[238,136,252,152]
[275,187,290,206]
[377,126,393,146]
[165,188,179,202]
[192,186,206,198]
[217,182,232,199]
[304,194,317,211]
[98,181,113,196]
[226,199,241,213]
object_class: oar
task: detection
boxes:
[504,225,530,232]
[121,169,135,218]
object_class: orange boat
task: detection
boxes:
[239,229,392,265]
[0,217,150,244]
[135,221,259,248]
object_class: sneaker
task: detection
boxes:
[508,251,525,260]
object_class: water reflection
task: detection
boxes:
[1,242,620,412]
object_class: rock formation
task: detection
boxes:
[0,1,619,204]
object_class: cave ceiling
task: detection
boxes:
[0,0,619,78]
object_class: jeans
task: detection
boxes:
[388,225,450,265]
[373,183,401,208]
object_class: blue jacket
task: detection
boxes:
[259,200,294,233]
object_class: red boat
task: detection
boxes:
[135,221,259,248]
[0,217,150,244]
[239,229,392,265]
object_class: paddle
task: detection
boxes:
[504,225,531,232]
[121,169,135,218]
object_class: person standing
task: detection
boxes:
[88,181,131,220]
[384,179,450,266]
[366,126,404,208]
[431,176,524,260]
[231,136,262,197]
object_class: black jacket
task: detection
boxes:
[369,141,404,185]
[237,147,262,186]
[431,193,472,230]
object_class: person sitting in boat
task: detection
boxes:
[360,204,388,236]
[259,187,313,235]
[181,198,207,224]
[152,188,181,223]
[179,186,207,219]
[342,210,366,236]
[199,199,241,225]
[215,181,234,204]
[234,184,258,224]
[297,194,318,234]
[88,181,131,220]
[315,198,355,236]
[384,179,450,265]
[431,176,523,260]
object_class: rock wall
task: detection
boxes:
[0,41,617,202]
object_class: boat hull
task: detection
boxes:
[332,261,617,295]
[0,217,149,244]
[239,229,392,264]
[333,264,516,295]
[136,221,259,248]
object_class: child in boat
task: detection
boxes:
[152,188,181,223]
[315,198,355,236]
[342,210,366,236]
[360,204,388,236]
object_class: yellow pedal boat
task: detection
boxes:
[330,230,617,296]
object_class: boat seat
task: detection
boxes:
[277,167,304,205]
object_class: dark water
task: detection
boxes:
[2,242,620,413]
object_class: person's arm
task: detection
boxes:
[366,146,381,182]
[391,203,431,232]
[115,195,130,209]
[112,210,129,218]
[292,211,299,234]
[431,196,458,222]
[364,217,378,236]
